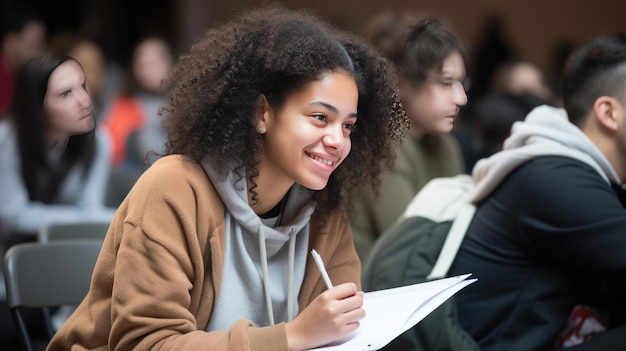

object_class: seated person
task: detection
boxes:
[448,33,626,350]
[0,54,115,242]
[352,16,467,261]
[0,54,115,348]
[46,6,409,351]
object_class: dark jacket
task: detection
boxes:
[449,106,626,351]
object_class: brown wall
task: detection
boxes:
[175,0,626,73]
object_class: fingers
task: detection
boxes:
[318,284,365,324]
[325,282,359,299]
[285,283,365,350]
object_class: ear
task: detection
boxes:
[593,96,622,132]
[256,94,272,134]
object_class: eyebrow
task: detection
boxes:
[439,70,466,78]
[310,101,358,118]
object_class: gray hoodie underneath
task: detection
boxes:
[201,159,316,330]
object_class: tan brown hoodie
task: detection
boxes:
[47,154,361,351]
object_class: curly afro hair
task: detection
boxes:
[163,5,409,217]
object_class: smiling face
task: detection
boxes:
[44,60,94,143]
[399,51,467,137]
[257,71,358,195]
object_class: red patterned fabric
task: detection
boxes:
[555,305,607,348]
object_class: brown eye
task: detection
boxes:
[312,114,327,122]
[343,123,356,133]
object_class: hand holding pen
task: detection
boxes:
[284,249,365,351]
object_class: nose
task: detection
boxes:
[77,88,92,109]
[454,83,468,106]
[322,124,347,151]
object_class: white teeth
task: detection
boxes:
[311,154,333,165]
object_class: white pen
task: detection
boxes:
[311,249,333,289]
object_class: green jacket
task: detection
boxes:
[352,134,464,261]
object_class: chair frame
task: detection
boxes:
[37,222,109,243]
[3,239,102,351]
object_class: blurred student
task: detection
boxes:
[47,6,409,350]
[449,33,626,350]
[353,16,467,260]
[0,54,115,348]
[458,60,556,171]
[98,36,174,207]
[0,55,115,239]
[101,36,174,170]
[0,11,46,117]
[491,60,555,105]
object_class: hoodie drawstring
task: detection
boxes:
[287,227,296,321]
[259,225,298,326]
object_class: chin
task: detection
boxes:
[298,177,330,191]
[439,123,455,134]
[302,183,327,191]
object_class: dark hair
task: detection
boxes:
[10,55,96,203]
[163,5,409,216]
[362,11,423,59]
[0,10,43,39]
[388,17,467,85]
[562,33,626,126]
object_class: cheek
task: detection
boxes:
[44,103,62,122]
[336,138,352,166]
[46,103,74,127]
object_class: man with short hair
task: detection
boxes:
[449,33,626,350]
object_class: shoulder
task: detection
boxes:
[139,155,216,193]
[392,137,425,168]
[94,128,111,151]
[0,120,16,145]
[0,120,18,162]
[514,156,604,188]
[113,156,225,230]
[501,155,615,213]
[438,134,462,152]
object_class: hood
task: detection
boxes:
[201,158,315,245]
[469,105,620,203]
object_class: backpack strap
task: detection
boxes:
[427,203,476,280]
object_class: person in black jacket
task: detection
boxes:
[448,33,626,351]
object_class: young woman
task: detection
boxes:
[0,55,114,242]
[0,55,115,348]
[47,6,408,351]
[353,16,469,260]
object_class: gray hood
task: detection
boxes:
[201,158,316,329]
[469,105,620,203]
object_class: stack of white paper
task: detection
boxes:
[309,274,476,351]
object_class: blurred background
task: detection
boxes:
[3,0,625,72]
[2,0,625,202]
